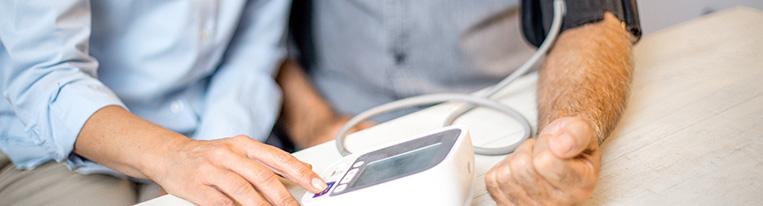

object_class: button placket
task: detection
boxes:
[198,0,218,45]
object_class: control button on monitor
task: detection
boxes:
[334,184,347,193]
[352,161,365,168]
[339,176,352,184]
[340,168,359,184]
[346,168,359,176]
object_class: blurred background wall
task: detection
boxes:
[638,0,763,33]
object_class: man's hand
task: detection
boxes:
[485,117,601,205]
[144,135,328,206]
[485,11,634,205]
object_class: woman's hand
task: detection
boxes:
[146,135,328,206]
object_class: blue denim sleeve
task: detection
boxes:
[0,0,125,171]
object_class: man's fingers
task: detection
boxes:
[218,149,299,206]
[496,145,537,205]
[535,118,600,190]
[531,119,602,202]
[540,117,595,159]
[209,169,268,206]
[532,146,597,191]
[230,136,327,193]
[482,117,602,205]
[507,139,550,199]
[485,167,514,206]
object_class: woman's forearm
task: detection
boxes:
[74,105,188,178]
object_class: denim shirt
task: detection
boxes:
[0,0,290,174]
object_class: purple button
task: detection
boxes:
[313,181,336,198]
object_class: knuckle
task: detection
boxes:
[493,164,513,185]
[293,163,313,175]
[254,169,278,183]
[496,171,512,185]
[232,181,253,195]
[231,135,251,144]
[276,194,298,206]
[485,183,500,197]
[508,157,526,173]
[208,146,231,160]
[273,152,294,163]
[533,151,556,171]
[262,172,280,185]
[510,158,535,181]
[484,171,496,187]
[485,169,504,190]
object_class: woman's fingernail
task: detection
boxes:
[312,178,327,191]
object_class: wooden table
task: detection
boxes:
[139,7,763,206]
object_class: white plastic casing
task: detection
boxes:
[301,126,475,206]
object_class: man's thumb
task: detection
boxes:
[542,117,594,159]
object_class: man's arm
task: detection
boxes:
[537,13,633,144]
[486,13,633,205]
[276,59,373,149]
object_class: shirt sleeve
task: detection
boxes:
[191,0,291,141]
[0,0,126,171]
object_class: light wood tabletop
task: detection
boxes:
[139,6,763,206]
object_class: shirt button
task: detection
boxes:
[201,31,210,42]
[393,52,407,65]
[202,22,214,42]
[170,100,185,113]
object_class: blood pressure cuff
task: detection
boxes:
[521,0,642,48]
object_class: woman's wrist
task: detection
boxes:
[136,132,192,181]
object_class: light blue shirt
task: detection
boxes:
[0,0,290,174]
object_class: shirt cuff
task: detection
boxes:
[49,80,126,172]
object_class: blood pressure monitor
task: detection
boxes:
[301,126,475,206]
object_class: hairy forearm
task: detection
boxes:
[74,105,189,178]
[538,13,634,144]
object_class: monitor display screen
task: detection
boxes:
[352,143,443,188]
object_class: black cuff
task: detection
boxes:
[521,0,642,48]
